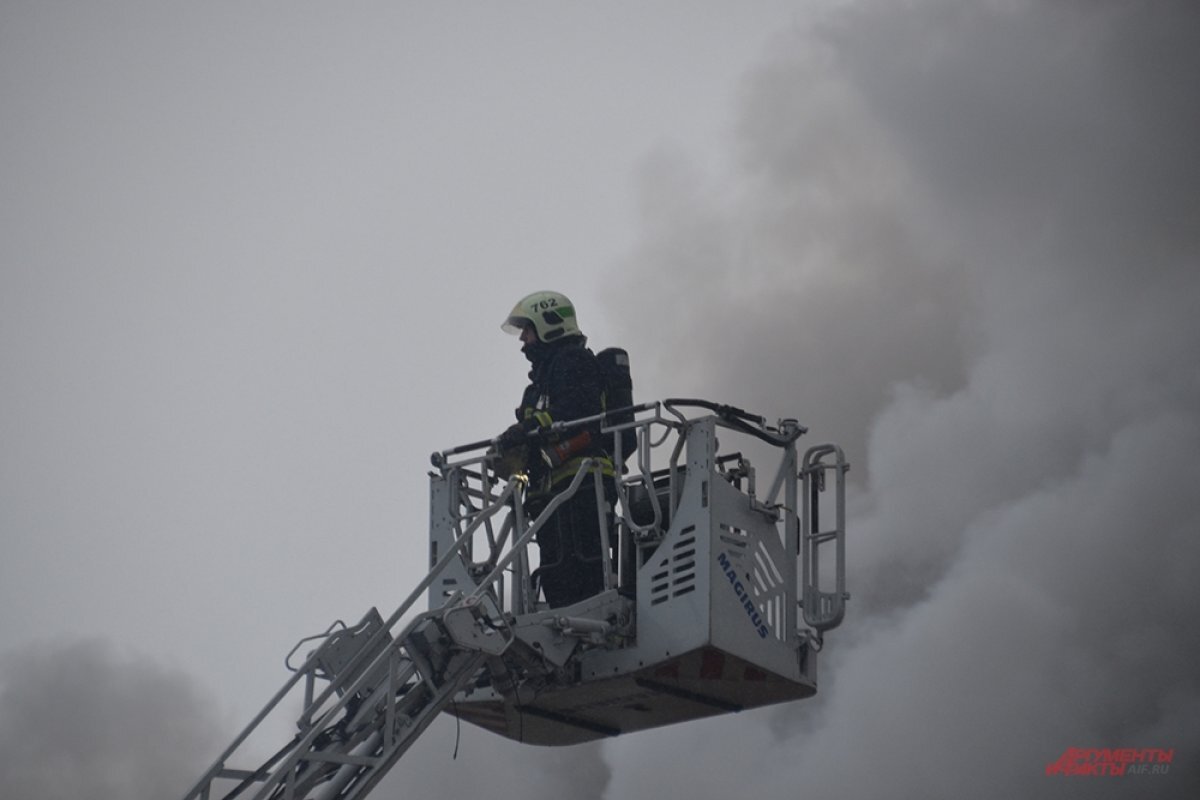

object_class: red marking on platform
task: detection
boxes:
[653,662,680,679]
[700,649,726,680]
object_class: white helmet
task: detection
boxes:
[501,291,583,343]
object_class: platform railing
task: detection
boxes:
[428,400,819,623]
[800,443,849,636]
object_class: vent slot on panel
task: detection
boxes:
[649,525,698,606]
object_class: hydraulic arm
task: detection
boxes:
[183,400,848,799]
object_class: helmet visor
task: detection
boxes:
[501,315,532,336]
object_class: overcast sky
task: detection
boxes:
[2,1,1199,799]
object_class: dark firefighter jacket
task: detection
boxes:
[513,337,615,494]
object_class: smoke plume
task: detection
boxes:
[0,640,225,800]
[0,639,608,800]
[601,1,1200,797]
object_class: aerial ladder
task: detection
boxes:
[183,399,848,800]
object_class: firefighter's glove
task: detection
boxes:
[492,447,526,480]
[494,424,534,480]
[497,423,528,450]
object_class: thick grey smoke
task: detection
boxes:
[3,2,1196,798]
[0,638,611,800]
[601,1,1200,797]
[0,640,225,800]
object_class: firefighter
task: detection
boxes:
[497,291,615,608]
